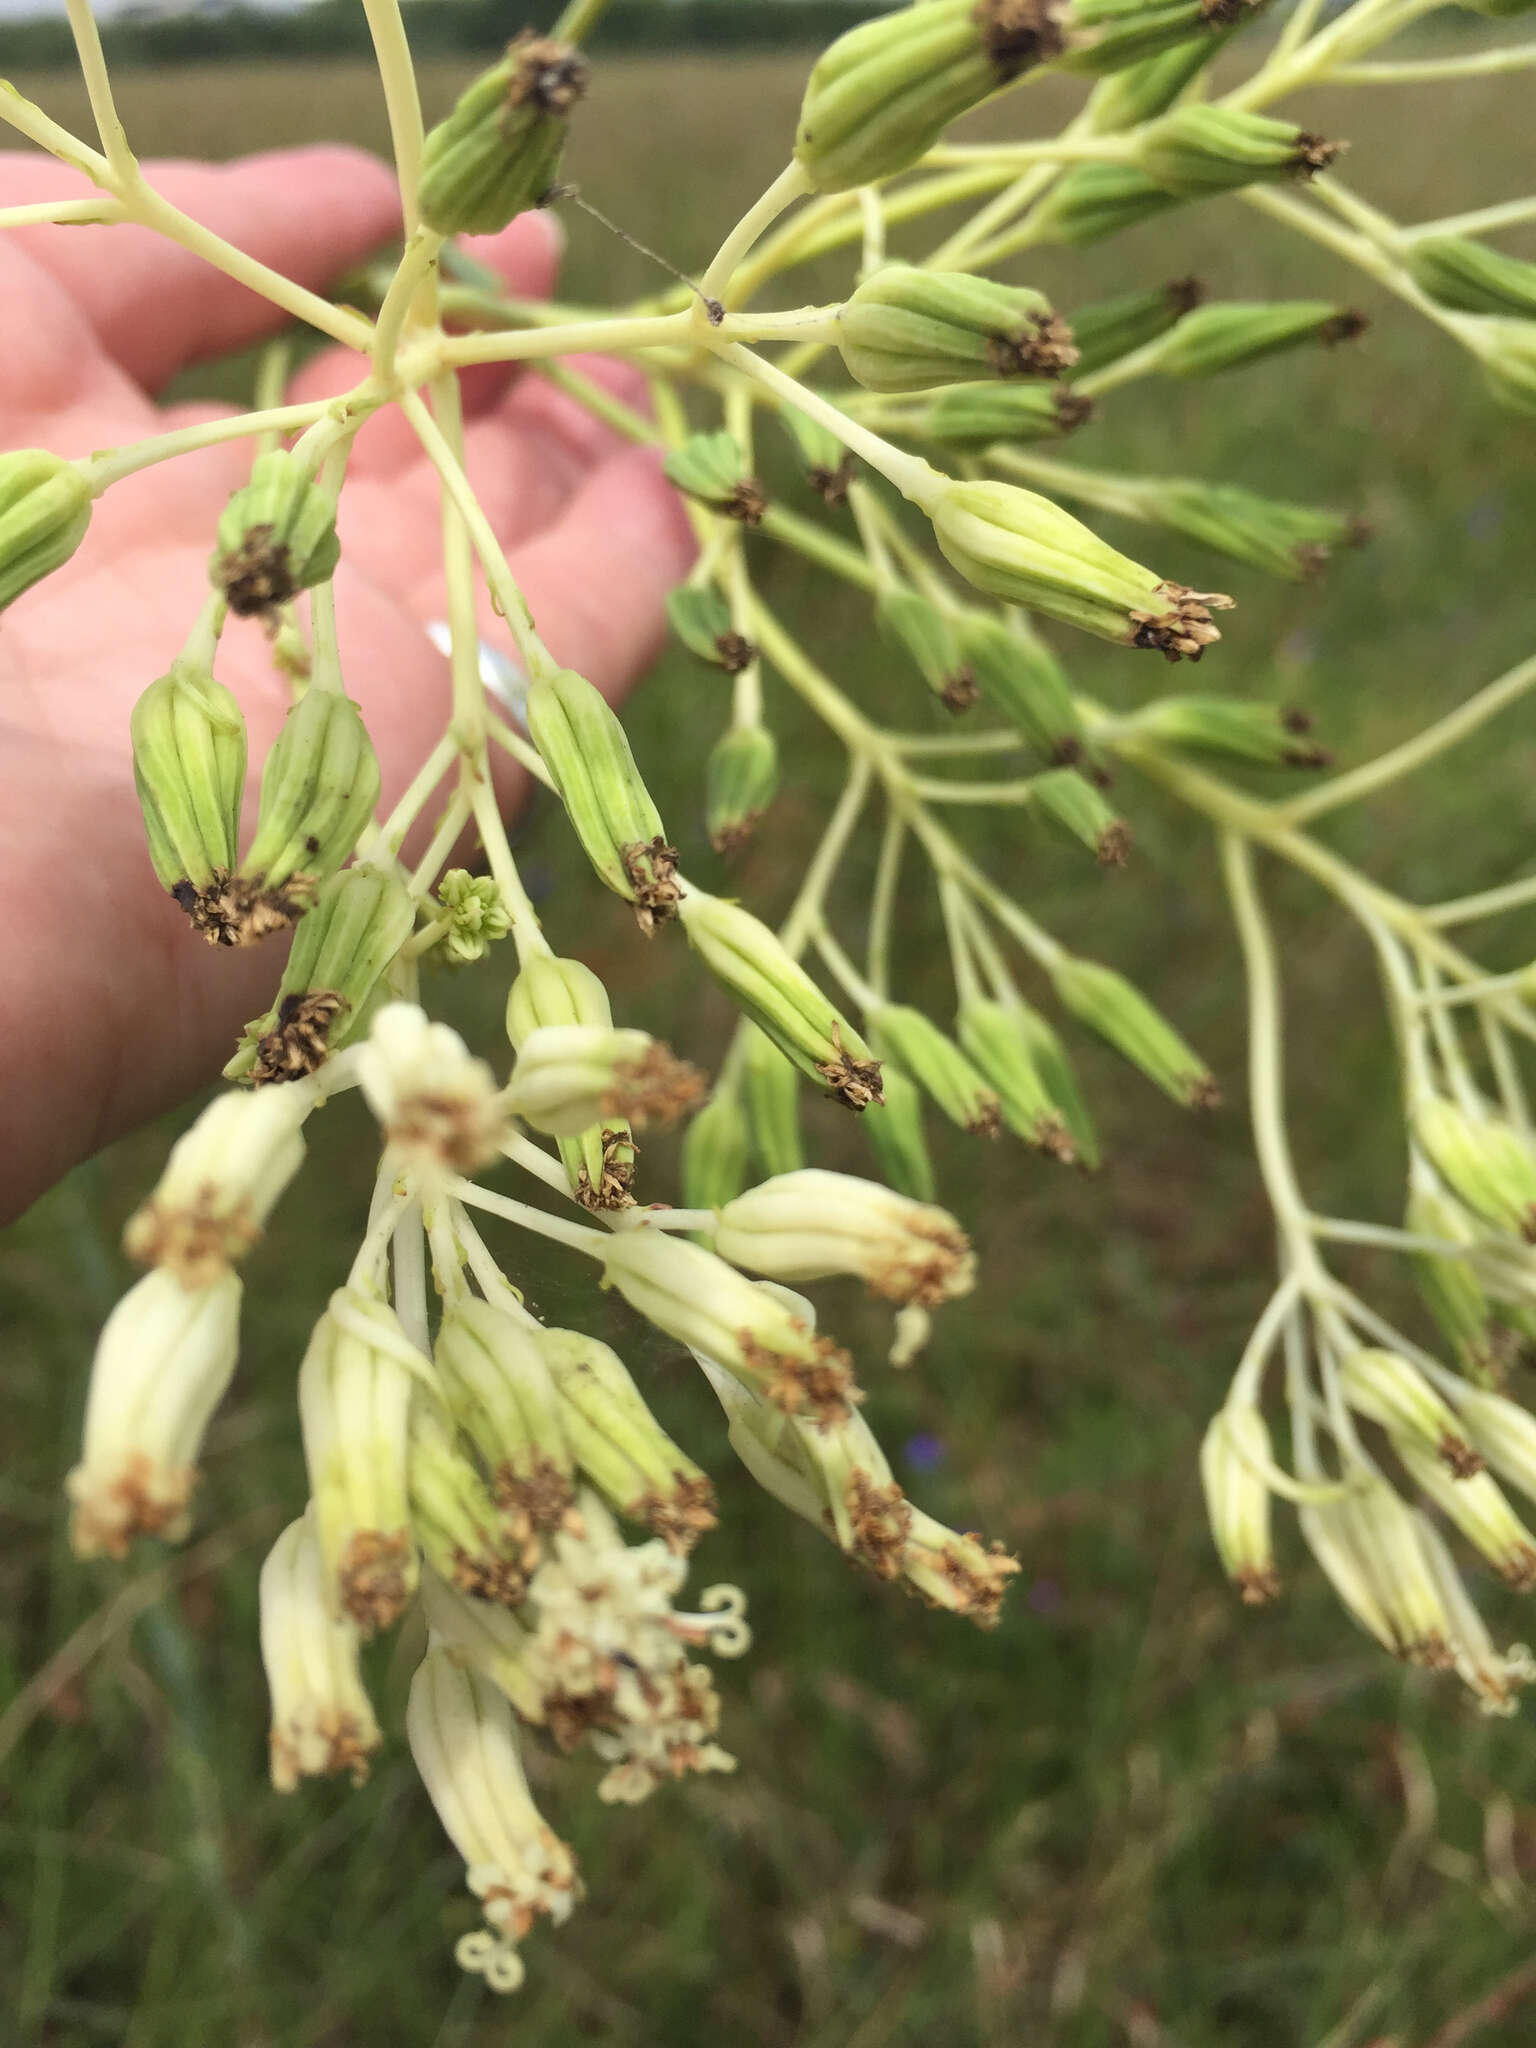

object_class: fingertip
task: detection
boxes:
[457,208,564,301]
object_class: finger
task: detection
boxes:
[452,211,565,421]
[0,238,145,426]
[12,147,400,392]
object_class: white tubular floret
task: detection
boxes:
[712,1168,976,1307]
[122,1087,309,1284]
[505,1023,701,1137]
[359,1001,506,1176]
[259,1507,382,1792]
[1198,1403,1279,1605]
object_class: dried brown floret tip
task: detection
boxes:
[1185,1073,1224,1111]
[249,991,349,1086]
[1097,821,1133,867]
[1292,134,1345,179]
[1436,1431,1486,1480]
[215,525,296,617]
[338,1529,414,1634]
[172,870,311,948]
[508,32,589,115]
[977,0,1068,75]
[810,454,855,507]
[640,1474,720,1554]
[723,478,768,526]
[574,1129,639,1212]
[816,1026,884,1112]
[987,312,1079,380]
[741,1329,863,1429]
[622,836,684,935]
[715,631,756,675]
[941,669,980,714]
[1236,1563,1281,1606]
[1129,584,1235,663]
[604,1042,706,1126]
[845,1473,914,1580]
[493,1457,577,1533]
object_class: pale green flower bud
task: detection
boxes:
[743,1025,806,1177]
[526,666,680,932]
[1407,1180,1509,1382]
[506,953,636,1211]
[1338,1348,1483,1477]
[211,450,339,616]
[955,610,1086,760]
[1122,694,1329,769]
[1066,276,1204,377]
[235,689,382,928]
[1412,1096,1536,1243]
[1118,475,1368,582]
[0,448,91,611]
[66,1268,241,1559]
[859,1057,937,1201]
[1395,1435,1536,1591]
[1300,1478,1455,1668]
[678,889,884,1110]
[1013,998,1100,1166]
[793,0,1064,193]
[1031,766,1131,865]
[662,432,766,524]
[666,585,755,673]
[898,1504,1022,1626]
[506,1024,702,1137]
[600,1227,862,1427]
[408,1393,533,1607]
[435,870,512,964]
[417,32,588,237]
[1135,105,1341,195]
[298,1286,426,1632]
[715,1168,975,1307]
[406,1647,578,1996]
[707,724,780,852]
[418,1567,544,1723]
[1050,955,1219,1108]
[1453,1386,1536,1507]
[681,1089,752,1214]
[1475,320,1536,418]
[1027,164,1181,247]
[226,866,415,1085]
[130,662,249,938]
[1406,236,1536,320]
[870,1002,1002,1136]
[535,1327,716,1552]
[1136,300,1368,378]
[123,1086,308,1284]
[929,477,1233,657]
[913,381,1095,448]
[435,1300,576,1534]
[781,404,855,505]
[957,995,1076,1158]
[877,587,977,711]
[1083,40,1224,131]
[259,1509,382,1791]
[1412,1513,1536,1717]
[1199,1404,1278,1603]
[1056,0,1264,76]
[838,265,1077,394]
[359,1002,506,1177]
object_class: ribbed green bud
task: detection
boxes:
[407,1393,533,1608]
[1135,105,1341,195]
[1394,1434,1536,1590]
[1013,998,1099,1166]
[1056,0,1263,77]
[955,610,1085,760]
[1476,321,1536,418]
[877,587,976,711]
[707,725,780,852]
[663,432,765,524]
[1122,694,1329,769]
[526,665,680,932]
[912,382,1094,448]
[930,478,1232,657]
[1413,1097,1536,1243]
[1137,300,1368,378]
[837,265,1076,393]
[1199,1404,1278,1603]
[1407,1180,1508,1383]
[869,1003,1001,1136]
[536,1327,717,1552]
[793,0,1064,193]
[1051,955,1218,1108]
[743,1025,806,1177]
[957,996,1078,1159]
[666,585,755,672]
[226,866,414,1085]
[858,1058,936,1201]
[1338,1348,1484,1478]
[1119,475,1368,581]
[417,32,588,237]
[1028,163,1181,246]
[1084,39,1224,130]
[1406,237,1536,319]
[1031,767,1131,865]
[781,405,855,505]
[1067,277,1204,377]
[682,1089,753,1214]
[506,952,635,1210]
[237,690,380,920]
[211,452,339,617]
[435,1298,576,1532]
[678,889,884,1111]
[0,448,91,611]
[130,661,248,932]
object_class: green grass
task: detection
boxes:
[6,43,1536,2048]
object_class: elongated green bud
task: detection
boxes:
[1084,39,1225,131]
[682,1089,752,1214]
[1406,236,1536,319]
[707,725,780,852]
[1114,474,1368,581]
[930,477,1233,657]
[663,433,766,525]
[666,585,755,673]
[1136,105,1341,195]
[838,265,1076,393]
[0,448,91,611]
[417,32,587,237]
[1199,1404,1278,1603]
[1338,1348,1483,1477]
[1031,767,1131,865]
[912,382,1094,448]
[211,451,339,616]
[1395,1435,1536,1590]
[1300,1479,1455,1668]
[716,1169,975,1307]
[793,0,1064,193]
[131,661,249,936]
[955,611,1086,760]
[678,889,883,1111]
[535,1327,716,1551]
[1051,955,1219,1108]
[1406,1179,1508,1382]
[1028,163,1181,247]
[1056,0,1265,76]
[858,1059,936,1201]
[1136,300,1368,378]
[507,953,636,1210]
[234,690,380,931]
[227,866,414,1085]
[870,1003,1001,1136]
[877,587,976,711]
[1475,320,1536,418]
[1454,1386,1536,1506]
[526,666,680,932]
[408,1393,533,1608]
[1012,998,1099,1165]
[781,405,855,505]
[1123,694,1329,769]
[435,1299,576,1533]
[1066,276,1204,377]
[1412,1097,1536,1243]
[506,1025,702,1137]
[743,1025,806,1177]
[957,996,1076,1158]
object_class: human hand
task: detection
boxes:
[0,145,694,1225]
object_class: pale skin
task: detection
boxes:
[0,145,694,1225]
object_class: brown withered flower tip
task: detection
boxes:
[216,525,297,617]
[1034,1112,1078,1165]
[1050,735,1084,767]
[1200,0,1264,24]
[964,1098,1003,1140]
[1096,821,1133,868]
[1167,275,1207,316]
[123,1190,260,1288]
[872,1217,977,1309]
[844,1473,913,1580]
[987,312,1079,380]
[271,1712,375,1793]
[622,836,684,935]
[979,0,1068,75]
[1436,1431,1486,1480]
[722,478,767,525]
[1292,133,1345,180]
[710,813,764,855]
[172,869,310,947]
[1499,1544,1536,1593]
[714,630,756,675]
[1052,388,1095,434]
[1279,706,1332,769]
[494,1457,576,1534]
[507,32,589,116]
[1320,311,1369,346]
[816,1025,885,1112]
[1185,1073,1224,1112]
[451,1546,533,1610]
[932,1537,1021,1629]
[941,669,979,714]
[249,990,348,1086]
[740,1328,863,1429]
[809,454,855,507]
[337,1528,414,1635]
[575,1127,638,1211]
[603,1043,706,1128]
[1402,1630,1456,1672]
[1129,584,1234,663]
[639,1474,719,1554]
[72,1452,195,1559]
[544,1684,619,1753]
[1236,1563,1281,1606]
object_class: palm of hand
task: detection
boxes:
[0,145,692,1222]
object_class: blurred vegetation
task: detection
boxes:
[6,40,1536,2048]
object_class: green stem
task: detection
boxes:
[359,0,427,234]
[82,400,336,493]
[698,160,814,313]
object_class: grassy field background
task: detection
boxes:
[5,39,1536,2048]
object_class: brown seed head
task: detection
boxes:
[714,631,756,675]
[816,1025,884,1112]
[1129,583,1234,663]
[929,1536,1021,1629]
[173,870,311,948]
